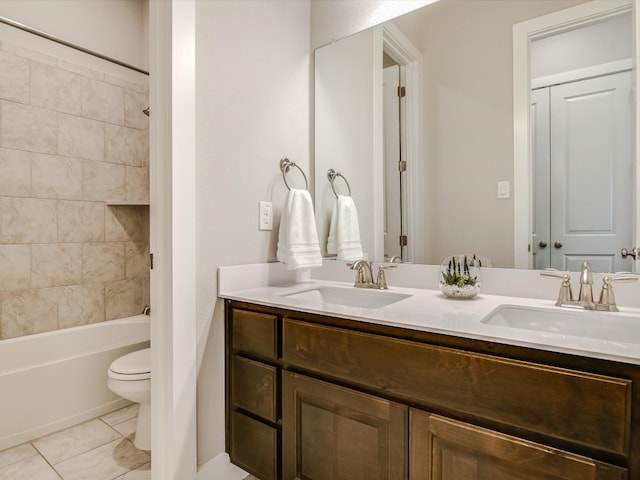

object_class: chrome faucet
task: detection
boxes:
[348,260,397,289]
[542,261,637,311]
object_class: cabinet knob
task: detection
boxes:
[554,241,563,249]
[538,241,548,249]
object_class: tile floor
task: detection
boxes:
[0,405,150,480]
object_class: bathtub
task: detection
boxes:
[0,315,150,450]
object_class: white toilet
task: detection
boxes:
[107,347,151,451]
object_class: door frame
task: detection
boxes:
[381,22,424,263]
[512,0,635,270]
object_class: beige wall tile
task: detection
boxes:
[57,284,105,329]
[1,288,58,338]
[105,279,144,320]
[124,90,149,130]
[57,113,104,161]
[1,101,57,154]
[58,200,105,242]
[32,153,83,200]
[105,205,148,242]
[125,166,149,203]
[31,243,83,288]
[0,148,31,196]
[82,77,124,124]
[83,242,125,283]
[31,62,82,115]
[13,46,56,66]
[83,161,125,202]
[0,244,30,292]
[57,59,103,81]
[125,242,150,280]
[0,51,30,104]
[1,197,57,243]
[104,124,148,167]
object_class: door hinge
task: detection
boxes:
[150,253,154,270]
[399,235,408,247]
[398,160,407,172]
[398,86,406,98]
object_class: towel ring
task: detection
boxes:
[280,157,309,191]
[327,169,351,198]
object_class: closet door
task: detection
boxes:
[531,88,551,270]
[550,71,633,272]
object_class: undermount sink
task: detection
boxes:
[282,286,411,309]
[482,304,640,344]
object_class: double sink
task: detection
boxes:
[282,286,640,345]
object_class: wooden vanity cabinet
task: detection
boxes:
[225,300,637,480]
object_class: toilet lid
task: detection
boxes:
[108,348,150,380]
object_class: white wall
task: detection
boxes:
[394,0,587,267]
[311,0,433,49]
[195,0,311,467]
[0,0,148,71]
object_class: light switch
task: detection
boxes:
[259,201,273,230]
[497,181,510,199]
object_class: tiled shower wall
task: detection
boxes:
[0,41,150,340]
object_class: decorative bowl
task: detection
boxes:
[439,254,481,299]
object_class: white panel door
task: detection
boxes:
[383,65,402,261]
[531,88,551,270]
[550,71,633,272]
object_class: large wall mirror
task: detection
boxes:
[314,0,639,273]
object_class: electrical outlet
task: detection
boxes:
[259,201,273,230]
[497,181,510,199]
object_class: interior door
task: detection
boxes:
[531,88,551,270]
[550,71,633,272]
[383,65,402,261]
[532,70,633,273]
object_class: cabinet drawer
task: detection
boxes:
[231,308,278,359]
[230,411,278,480]
[232,355,277,422]
[282,319,632,456]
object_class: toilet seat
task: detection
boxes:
[108,348,150,381]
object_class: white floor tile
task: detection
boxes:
[54,438,149,480]
[100,405,139,427]
[33,418,122,465]
[110,417,138,438]
[114,462,151,479]
[0,455,61,480]
[0,443,39,469]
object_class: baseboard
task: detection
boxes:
[197,452,248,480]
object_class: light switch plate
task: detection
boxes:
[259,201,273,230]
[497,181,510,199]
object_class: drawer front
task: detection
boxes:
[283,319,631,456]
[232,355,277,422]
[231,308,278,359]
[230,411,278,480]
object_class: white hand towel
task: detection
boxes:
[327,194,363,261]
[277,189,323,270]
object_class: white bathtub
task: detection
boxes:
[0,315,150,450]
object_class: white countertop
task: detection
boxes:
[218,263,640,365]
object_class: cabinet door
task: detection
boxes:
[410,410,627,480]
[282,372,407,480]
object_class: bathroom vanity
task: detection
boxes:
[224,291,639,480]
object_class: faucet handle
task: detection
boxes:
[540,271,574,306]
[597,275,638,312]
[375,264,397,290]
